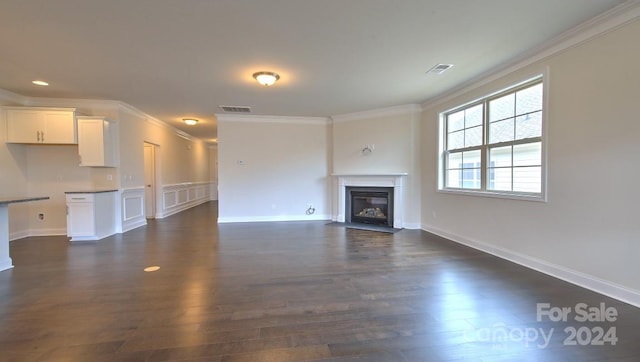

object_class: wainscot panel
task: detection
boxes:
[121,187,146,233]
[159,182,211,219]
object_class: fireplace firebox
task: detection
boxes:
[345,187,394,227]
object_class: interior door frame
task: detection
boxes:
[143,142,159,219]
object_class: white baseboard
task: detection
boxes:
[9,230,29,241]
[402,222,422,230]
[10,228,66,241]
[122,218,146,233]
[218,214,331,223]
[422,224,640,308]
[29,228,66,237]
[0,258,14,272]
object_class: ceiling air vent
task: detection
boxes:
[219,105,252,113]
[427,63,453,75]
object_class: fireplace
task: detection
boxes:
[334,173,406,229]
[346,187,394,227]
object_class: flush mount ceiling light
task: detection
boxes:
[183,118,198,125]
[32,80,49,86]
[253,71,280,86]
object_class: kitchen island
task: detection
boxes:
[0,196,49,271]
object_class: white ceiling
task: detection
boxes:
[0,0,628,144]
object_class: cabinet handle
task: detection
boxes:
[36,131,40,142]
[41,131,44,142]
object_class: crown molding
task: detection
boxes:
[216,114,329,125]
[21,95,202,143]
[0,88,28,105]
[331,104,422,124]
[421,0,640,110]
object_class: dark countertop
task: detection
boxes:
[65,189,118,194]
[0,196,49,206]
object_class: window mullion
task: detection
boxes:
[481,99,488,191]
[487,137,541,149]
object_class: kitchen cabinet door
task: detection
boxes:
[5,107,77,144]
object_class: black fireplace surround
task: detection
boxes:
[345,186,394,227]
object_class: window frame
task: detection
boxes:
[438,74,547,202]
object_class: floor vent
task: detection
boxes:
[219,105,252,113]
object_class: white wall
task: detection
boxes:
[0,90,29,237]
[209,145,218,200]
[421,19,640,304]
[25,145,91,235]
[116,108,210,187]
[332,105,422,228]
[217,116,329,222]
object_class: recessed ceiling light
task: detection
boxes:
[253,71,280,86]
[32,80,49,86]
[144,266,160,272]
[183,118,198,125]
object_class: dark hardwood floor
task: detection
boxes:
[1,201,639,361]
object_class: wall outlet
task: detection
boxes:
[38,213,45,221]
[107,174,113,181]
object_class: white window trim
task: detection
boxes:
[437,71,549,202]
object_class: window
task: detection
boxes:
[440,76,545,200]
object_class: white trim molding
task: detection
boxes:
[333,173,408,229]
[210,182,218,201]
[158,182,211,219]
[422,225,640,308]
[216,114,330,125]
[121,188,146,233]
[331,104,422,124]
[27,228,66,237]
[218,214,331,223]
[0,88,27,105]
[10,228,65,241]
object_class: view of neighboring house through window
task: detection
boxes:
[441,76,544,199]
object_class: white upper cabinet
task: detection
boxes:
[5,107,77,144]
[77,116,117,167]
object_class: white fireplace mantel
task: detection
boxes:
[333,173,407,229]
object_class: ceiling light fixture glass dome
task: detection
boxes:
[253,71,280,86]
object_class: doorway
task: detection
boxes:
[143,142,158,219]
